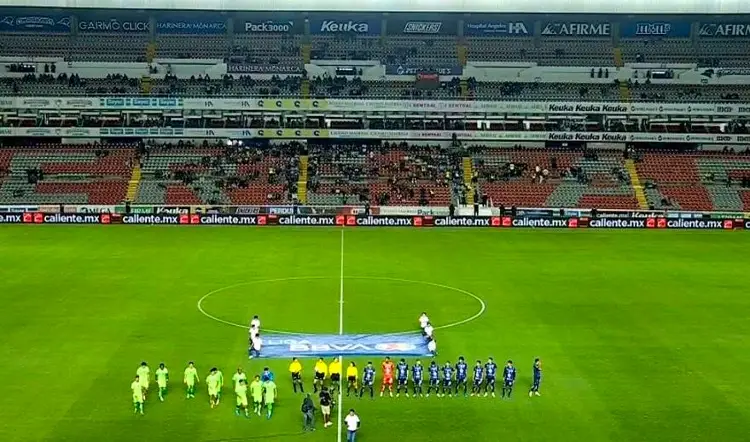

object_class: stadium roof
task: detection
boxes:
[0,0,749,14]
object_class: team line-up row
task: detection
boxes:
[130,362,279,417]
[290,356,543,399]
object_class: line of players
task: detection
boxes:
[291,356,543,399]
[131,361,278,417]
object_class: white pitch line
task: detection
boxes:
[337,229,345,442]
[197,276,486,334]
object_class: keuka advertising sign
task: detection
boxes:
[310,18,380,35]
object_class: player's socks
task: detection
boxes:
[235,407,240,416]
[267,404,273,419]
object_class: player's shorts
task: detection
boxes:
[473,379,482,387]
[348,376,357,383]
[486,376,496,385]
[457,377,467,384]
[253,397,262,404]
[504,380,513,387]
[398,378,407,385]
[331,374,341,382]
[208,388,219,396]
[133,393,143,404]
[364,380,374,387]
[383,376,393,385]
[315,372,325,380]
[139,380,149,390]
[429,379,439,386]
[264,398,275,405]
[413,378,422,385]
[442,380,452,387]
[292,372,301,381]
[321,405,331,415]
[237,395,248,407]
[157,380,167,389]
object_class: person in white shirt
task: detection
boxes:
[427,338,437,356]
[250,315,261,330]
[344,408,360,442]
[250,333,262,359]
[423,323,434,339]
[418,312,429,329]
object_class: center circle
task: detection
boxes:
[197,276,485,335]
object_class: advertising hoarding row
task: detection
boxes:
[0,211,746,230]
[2,8,749,39]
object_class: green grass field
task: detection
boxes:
[1,227,749,442]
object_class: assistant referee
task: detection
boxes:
[289,357,303,393]
[314,358,328,393]
[329,357,342,394]
[346,362,358,397]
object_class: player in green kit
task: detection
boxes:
[155,363,169,402]
[184,361,199,399]
[263,378,277,419]
[207,368,220,408]
[136,362,150,401]
[215,368,225,404]
[249,375,263,416]
[232,368,247,390]
[235,379,249,417]
[131,375,144,415]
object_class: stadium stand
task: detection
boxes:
[2,6,750,215]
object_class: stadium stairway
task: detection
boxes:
[624,159,649,209]
[618,82,631,102]
[126,162,142,202]
[613,47,624,68]
[460,79,469,98]
[457,42,467,66]
[146,42,156,63]
[462,157,474,204]
[297,155,308,204]
[301,43,311,64]
[301,78,310,99]
[140,75,152,94]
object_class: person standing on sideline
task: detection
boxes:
[301,393,315,431]
[344,408,360,442]
[250,333,262,359]
[319,386,333,428]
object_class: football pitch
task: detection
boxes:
[1,226,749,442]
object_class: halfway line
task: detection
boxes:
[337,229,345,442]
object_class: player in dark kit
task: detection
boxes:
[359,362,376,399]
[471,360,484,396]
[455,356,469,397]
[426,361,440,397]
[395,359,409,397]
[484,357,498,397]
[441,362,454,398]
[412,360,424,397]
[529,358,542,397]
[502,360,517,398]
